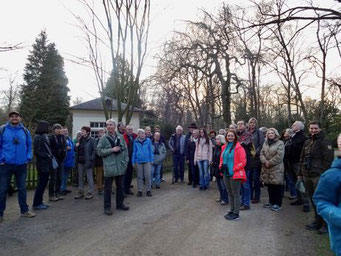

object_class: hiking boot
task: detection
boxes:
[220,201,228,205]
[303,205,310,213]
[227,213,240,221]
[126,190,134,195]
[146,191,152,197]
[60,191,67,196]
[49,196,59,202]
[21,211,36,218]
[216,198,221,202]
[224,211,234,219]
[251,199,260,204]
[116,204,130,211]
[306,222,322,231]
[137,191,142,197]
[263,203,272,209]
[33,204,49,210]
[240,205,250,210]
[104,209,113,215]
[290,200,303,206]
[74,191,84,199]
[271,205,281,212]
[85,193,93,200]
[56,195,64,200]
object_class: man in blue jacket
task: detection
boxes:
[0,111,35,222]
[313,134,341,255]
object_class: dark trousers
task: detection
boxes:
[267,184,283,207]
[123,161,134,193]
[249,167,261,200]
[0,164,29,216]
[33,172,50,206]
[188,162,192,183]
[104,175,124,210]
[49,160,63,196]
[173,154,185,182]
[189,160,199,186]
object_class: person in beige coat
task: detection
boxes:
[260,128,285,212]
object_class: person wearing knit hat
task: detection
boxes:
[314,133,341,254]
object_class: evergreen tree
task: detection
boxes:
[19,31,69,128]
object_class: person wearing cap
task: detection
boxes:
[313,133,341,254]
[74,126,96,200]
[185,123,198,185]
[0,111,35,222]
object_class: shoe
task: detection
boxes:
[85,193,93,200]
[126,190,134,195]
[104,209,113,215]
[161,178,166,183]
[56,195,64,200]
[65,189,72,193]
[271,205,281,212]
[306,222,322,231]
[289,195,297,200]
[130,185,134,188]
[303,205,310,213]
[146,191,152,197]
[156,186,160,189]
[116,205,130,211]
[240,205,250,210]
[199,187,203,191]
[21,211,36,218]
[0,216,3,223]
[98,190,103,195]
[137,191,142,197]
[317,226,328,235]
[171,180,175,184]
[263,203,272,208]
[60,191,67,195]
[112,191,115,194]
[192,185,197,188]
[220,201,228,205]
[49,196,59,202]
[203,187,207,191]
[74,191,84,199]
[251,199,260,204]
[187,181,192,186]
[224,211,234,219]
[290,200,303,206]
[227,213,240,221]
[33,204,49,210]
[216,198,221,202]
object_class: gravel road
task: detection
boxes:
[0,174,331,256]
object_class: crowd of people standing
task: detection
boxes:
[0,110,340,255]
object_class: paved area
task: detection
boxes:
[0,174,331,256]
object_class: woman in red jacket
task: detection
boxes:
[220,130,247,221]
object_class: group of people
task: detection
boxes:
[0,110,340,255]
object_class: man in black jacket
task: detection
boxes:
[185,123,197,185]
[298,120,334,234]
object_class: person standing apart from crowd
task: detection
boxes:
[313,133,341,254]
[260,128,285,212]
[61,127,74,195]
[237,120,253,210]
[97,119,129,215]
[213,135,229,205]
[0,111,35,222]
[168,126,186,184]
[132,129,154,197]
[220,130,247,221]
[299,120,334,234]
[74,126,96,200]
[94,128,105,195]
[185,123,198,186]
[186,129,200,188]
[49,124,67,201]
[247,118,265,204]
[151,132,167,189]
[194,128,213,191]
[32,121,52,210]
[123,125,137,195]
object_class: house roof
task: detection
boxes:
[70,97,142,112]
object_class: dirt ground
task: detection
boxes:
[0,174,333,256]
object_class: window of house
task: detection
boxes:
[90,122,106,138]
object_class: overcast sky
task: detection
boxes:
[0,0,339,104]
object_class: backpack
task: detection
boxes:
[0,124,30,140]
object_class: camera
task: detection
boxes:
[12,138,20,145]
[304,155,312,170]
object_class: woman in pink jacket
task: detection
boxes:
[194,128,213,191]
[219,130,247,221]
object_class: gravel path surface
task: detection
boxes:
[0,174,330,256]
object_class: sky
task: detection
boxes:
[0,0,339,105]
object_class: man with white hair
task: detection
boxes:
[287,121,309,211]
[168,125,186,184]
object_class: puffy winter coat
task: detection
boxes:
[96,132,128,177]
[260,138,285,185]
[313,158,341,256]
[194,138,213,163]
[132,138,154,164]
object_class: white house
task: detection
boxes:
[69,97,141,137]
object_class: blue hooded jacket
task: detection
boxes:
[132,138,154,165]
[64,137,75,168]
[313,158,341,256]
[0,122,32,165]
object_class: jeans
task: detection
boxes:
[173,154,185,182]
[104,175,124,210]
[61,167,72,191]
[137,162,151,192]
[151,164,162,186]
[78,163,94,194]
[224,176,241,215]
[197,160,210,188]
[33,172,50,206]
[285,172,297,197]
[267,184,283,207]
[49,160,63,196]
[249,167,261,200]
[241,169,251,206]
[123,161,133,193]
[0,164,29,216]
[216,177,229,202]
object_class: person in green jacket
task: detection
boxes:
[96,119,129,216]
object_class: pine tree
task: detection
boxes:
[19,31,69,128]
